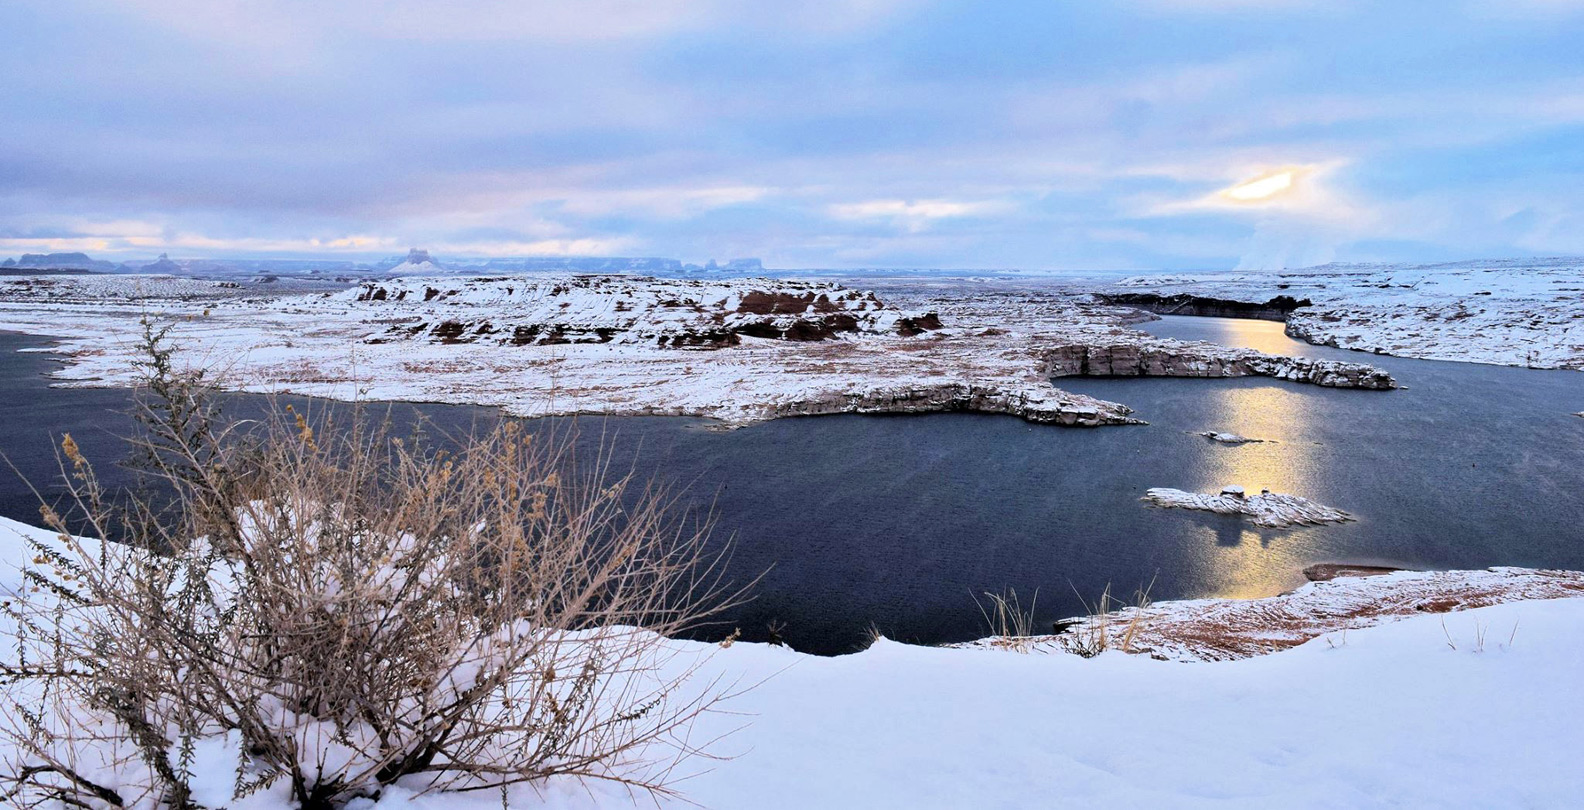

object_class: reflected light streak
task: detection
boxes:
[1183,319,1324,600]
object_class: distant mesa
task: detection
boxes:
[0,252,114,275]
[10,252,116,272]
[387,248,442,274]
[140,253,181,274]
[682,258,764,276]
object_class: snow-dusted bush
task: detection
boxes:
[0,325,743,809]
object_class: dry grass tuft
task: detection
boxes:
[1065,582,1154,659]
[974,588,1040,653]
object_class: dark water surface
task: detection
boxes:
[3,322,1583,655]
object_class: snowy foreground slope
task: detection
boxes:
[3,516,1580,810]
[0,274,1392,427]
[1098,258,1584,369]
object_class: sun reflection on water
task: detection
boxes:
[1169,318,1334,600]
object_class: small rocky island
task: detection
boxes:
[1142,486,1353,528]
[1195,431,1268,445]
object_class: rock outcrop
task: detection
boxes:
[1040,340,1397,389]
[1196,431,1267,444]
[764,383,1140,427]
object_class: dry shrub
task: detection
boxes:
[0,324,745,809]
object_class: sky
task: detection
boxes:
[2,0,1583,270]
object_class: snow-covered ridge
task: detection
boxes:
[334,275,942,348]
[1100,260,1584,369]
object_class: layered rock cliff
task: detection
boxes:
[762,382,1141,427]
[1040,340,1398,389]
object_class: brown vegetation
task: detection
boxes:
[0,322,746,809]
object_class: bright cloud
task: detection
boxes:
[1222,170,1297,202]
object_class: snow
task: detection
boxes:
[1141,487,1352,528]
[962,566,1584,662]
[1102,259,1584,370]
[4,515,1582,809]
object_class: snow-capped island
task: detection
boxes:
[1142,486,1353,528]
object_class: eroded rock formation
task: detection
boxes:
[347,275,942,348]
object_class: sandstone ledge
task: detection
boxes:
[1041,340,1398,389]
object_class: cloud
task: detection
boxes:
[0,229,404,257]
[94,0,918,47]
[827,198,1016,232]
[1148,161,1362,222]
[429,237,640,257]
[3,2,1582,269]
[551,186,774,220]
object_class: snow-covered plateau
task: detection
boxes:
[3,516,1581,809]
[1097,258,1584,369]
[0,273,1396,427]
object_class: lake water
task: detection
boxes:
[3,321,1582,655]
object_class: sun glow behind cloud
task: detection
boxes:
[1222,170,1297,202]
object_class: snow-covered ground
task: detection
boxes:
[3,516,1581,809]
[0,273,1392,428]
[1099,258,1584,369]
